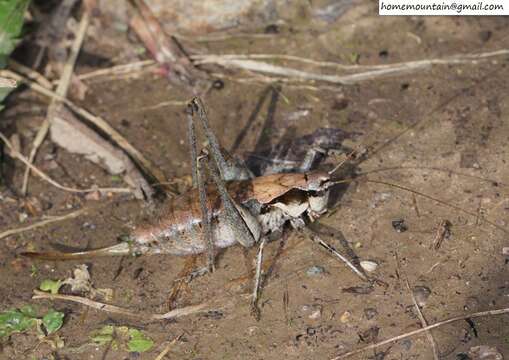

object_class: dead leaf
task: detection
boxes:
[50,107,153,199]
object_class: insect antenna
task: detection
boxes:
[327,174,509,236]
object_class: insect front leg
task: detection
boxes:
[302,226,369,282]
[251,236,267,320]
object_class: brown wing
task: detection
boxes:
[135,172,314,237]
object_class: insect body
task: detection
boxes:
[23,98,358,316]
[24,171,333,259]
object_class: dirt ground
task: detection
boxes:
[1,1,509,359]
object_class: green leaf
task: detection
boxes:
[39,279,63,294]
[0,306,64,338]
[30,264,38,277]
[90,326,153,353]
[42,309,64,334]
[110,175,122,182]
[127,328,154,353]
[0,0,30,109]
[0,0,30,60]
[0,308,36,338]
[19,304,37,317]
[90,325,114,346]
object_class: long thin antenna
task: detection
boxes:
[326,175,509,236]
[366,179,509,235]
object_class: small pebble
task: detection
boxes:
[301,304,311,312]
[468,345,503,360]
[464,296,479,311]
[364,307,378,320]
[456,353,472,360]
[85,191,101,201]
[18,212,28,223]
[82,222,96,230]
[331,94,349,111]
[412,285,431,307]
[502,247,509,256]
[306,266,325,276]
[339,311,351,323]
[247,326,260,336]
[358,326,379,343]
[309,309,322,320]
[360,260,378,272]
[401,339,412,351]
[392,219,408,233]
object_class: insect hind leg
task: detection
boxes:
[188,98,258,249]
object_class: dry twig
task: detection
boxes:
[0,76,17,88]
[76,59,156,82]
[0,132,131,194]
[191,49,509,85]
[0,69,169,192]
[0,209,86,240]
[8,59,53,88]
[331,307,509,359]
[396,253,439,360]
[32,290,211,321]
[22,7,91,196]
[405,278,439,359]
[154,334,183,360]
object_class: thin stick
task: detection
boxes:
[0,70,168,188]
[191,49,509,85]
[0,209,86,240]
[406,278,439,359]
[396,253,439,359]
[22,7,91,196]
[32,290,211,321]
[154,334,182,360]
[52,50,509,86]
[76,60,155,81]
[176,32,276,43]
[8,59,53,89]
[331,307,509,359]
[192,49,509,71]
[22,120,50,195]
[0,76,17,88]
[0,133,131,194]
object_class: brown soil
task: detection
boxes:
[1,2,509,359]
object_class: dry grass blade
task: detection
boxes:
[8,59,52,88]
[192,49,509,85]
[154,334,183,360]
[193,49,509,71]
[406,278,439,359]
[22,120,50,195]
[331,307,509,359]
[76,59,156,81]
[0,132,131,194]
[23,8,91,196]
[0,69,169,192]
[0,76,17,88]
[32,290,211,321]
[0,209,86,240]
[396,253,439,359]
